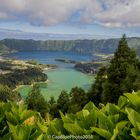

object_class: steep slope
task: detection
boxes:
[0,43,11,54]
[0,38,140,55]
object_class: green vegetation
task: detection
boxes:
[24,86,89,119]
[88,66,107,105]
[0,58,48,102]
[26,85,49,118]
[0,58,48,89]
[57,90,70,115]
[16,85,89,119]
[1,35,140,139]
[0,67,47,89]
[0,43,11,54]
[69,87,88,113]
[0,84,21,102]
[74,62,106,74]
[1,91,140,139]
[49,87,89,118]
[26,60,39,65]
[26,60,49,69]
[88,35,140,105]
[1,37,140,56]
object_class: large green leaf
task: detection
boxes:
[60,112,74,123]
[76,109,90,129]
[124,93,140,111]
[84,101,98,111]
[36,134,43,140]
[47,123,60,135]
[18,103,27,114]
[131,128,140,140]
[108,114,119,124]
[118,95,128,109]
[105,103,120,115]
[125,107,140,128]
[0,102,11,114]
[64,122,84,135]
[7,122,32,140]
[91,127,112,140]
[97,111,114,133]
[6,112,18,125]
[20,110,35,123]
[69,108,97,131]
[53,119,66,134]
[111,121,128,140]
[136,122,140,131]
[29,130,42,140]
[37,122,48,133]
[76,109,89,120]
[85,109,97,128]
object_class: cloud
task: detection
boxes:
[94,0,140,27]
[0,0,139,28]
[27,0,89,26]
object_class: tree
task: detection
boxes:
[89,35,140,104]
[26,85,48,118]
[48,96,56,105]
[48,96,58,118]
[87,67,107,106]
[0,84,21,102]
[102,35,140,103]
[68,87,88,113]
[57,90,70,114]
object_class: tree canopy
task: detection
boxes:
[88,35,140,104]
[26,85,48,118]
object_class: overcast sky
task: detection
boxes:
[0,0,140,38]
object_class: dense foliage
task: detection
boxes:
[0,84,21,102]
[26,87,89,118]
[49,87,89,117]
[26,85,49,118]
[0,67,47,89]
[88,35,140,105]
[1,91,140,139]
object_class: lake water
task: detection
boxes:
[7,51,96,100]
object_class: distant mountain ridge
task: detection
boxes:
[0,38,140,56]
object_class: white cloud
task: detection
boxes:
[27,0,89,25]
[94,0,140,27]
[0,0,139,28]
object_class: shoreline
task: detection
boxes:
[14,79,49,92]
[0,55,55,93]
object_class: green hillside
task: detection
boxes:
[0,43,11,54]
[1,37,140,56]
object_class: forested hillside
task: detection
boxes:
[0,43,11,54]
[1,37,140,55]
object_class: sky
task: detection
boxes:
[0,0,140,38]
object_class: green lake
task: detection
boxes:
[8,51,96,100]
[18,68,95,100]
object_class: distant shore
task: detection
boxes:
[14,79,49,92]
